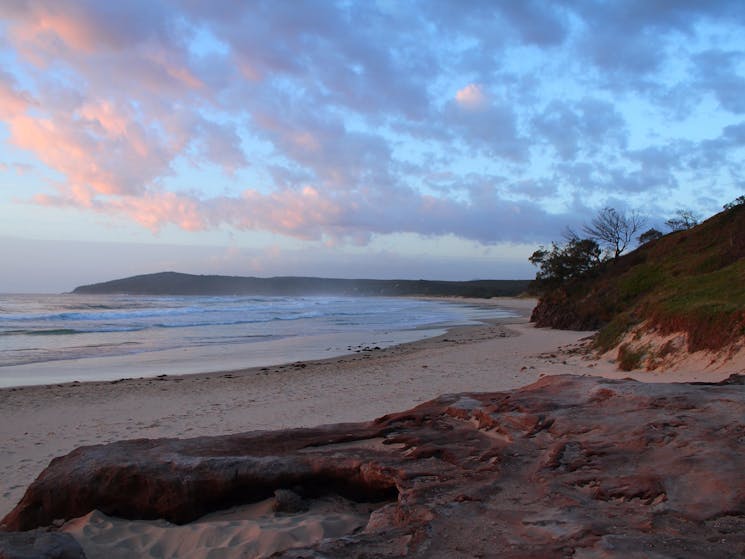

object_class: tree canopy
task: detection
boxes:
[529,237,602,289]
[638,228,663,244]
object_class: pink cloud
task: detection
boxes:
[3,1,732,250]
[13,8,101,54]
[243,185,343,236]
[455,83,488,110]
[0,2,554,247]
[9,110,168,198]
[38,186,344,239]
[2,1,172,55]
[0,3,251,212]
[108,192,207,232]
[1,3,408,242]
[78,101,129,136]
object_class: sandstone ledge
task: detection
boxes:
[3,374,745,558]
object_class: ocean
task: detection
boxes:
[0,294,515,388]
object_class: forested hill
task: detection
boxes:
[72,272,530,298]
[531,201,745,364]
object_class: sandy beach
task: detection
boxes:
[2,296,743,557]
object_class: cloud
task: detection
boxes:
[0,0,173,55]
[107,192,207,232]
[694,49,745,114]
[426,0,570,49]
[443,93,526,161]
[0,70,34,118]
[193,119,248,173]
[574,1,745,80]
[532,98,627,160]
[0,0,744,249]
[9,108,170,200]
[455,84,488,110]
[0,161,35,175]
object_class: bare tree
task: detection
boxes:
[582,207,644,259]
[665,209,699,231]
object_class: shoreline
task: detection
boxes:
[0,295,516,389]
[1,296,739,519]
[1,296,531,385]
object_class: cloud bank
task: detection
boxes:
[1,0,744,245]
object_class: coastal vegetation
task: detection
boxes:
[530,198,745,367]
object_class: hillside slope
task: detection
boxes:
[73,272,530,298]
[531,202,745,369]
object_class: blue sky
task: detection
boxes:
[1,1,744,292]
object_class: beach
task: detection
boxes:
[2,296,742,554]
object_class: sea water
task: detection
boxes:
[0,294,515,388]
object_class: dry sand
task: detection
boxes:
[2,296,743,557]
[61,496,381,559]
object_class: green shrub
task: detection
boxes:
[617,343,646,371]
[595,313,638,353]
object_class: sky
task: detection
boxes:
[1,1,744,292]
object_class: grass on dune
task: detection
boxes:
[537,202,745,353]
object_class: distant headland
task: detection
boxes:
[72,272,530,298]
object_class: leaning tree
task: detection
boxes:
[582,207,644,260]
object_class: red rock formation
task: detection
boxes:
[4,374,745,557]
